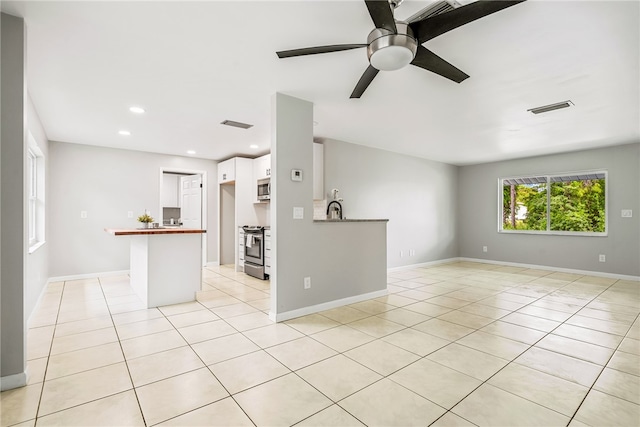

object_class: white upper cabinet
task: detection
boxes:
[162,173,180,207]
[253,154,271,181]
[313,142,324,200]
[218,158,236,183]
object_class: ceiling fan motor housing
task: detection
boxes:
[367,22,417,71]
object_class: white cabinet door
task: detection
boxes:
[162,174,180,207]
[264,230,271,275]
[313,143,324,200]
[253,154,271,180]
[180,175,202,228]
[218,159,236,183]
[238,228,245,270]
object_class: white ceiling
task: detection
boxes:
[2,0,638,165]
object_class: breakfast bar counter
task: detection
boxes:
[105,227,206,308]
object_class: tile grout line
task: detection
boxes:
[158,270,261,427]
[22,264,638,427]
[31,279,66,424]
[378,271,627,424]
[98,275,149,427]
[565,307,640,425]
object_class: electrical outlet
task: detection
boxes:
[127,211,133,218]
[303,277,311,289]
[599,254,606,262]
[80,211,88,219]
[483,246,488,253]
[621,209,633,218]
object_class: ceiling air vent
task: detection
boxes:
[527,100,574,115]
[221,120,253,129]
[406,0,461,23]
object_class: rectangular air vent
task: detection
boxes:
[527,100,574,115]
[406,0,460,23]
[221,120,253,129]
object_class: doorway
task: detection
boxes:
[159,168,208,266]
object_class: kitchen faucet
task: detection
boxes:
[327,188,343,219]
[326,200,343,220]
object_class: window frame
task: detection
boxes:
[27,133,46,253]
[28,148,37,246]
[497,169,608,237]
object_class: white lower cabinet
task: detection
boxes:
[264,229,271,275]
[238,227,244,271]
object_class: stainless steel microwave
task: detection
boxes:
[257,178,270,201]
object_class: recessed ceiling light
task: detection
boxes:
[186,150,196,155]
[118,130,131,136]
[129,106,145,114]
[250,144,259,149]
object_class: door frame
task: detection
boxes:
[159,167,208,266]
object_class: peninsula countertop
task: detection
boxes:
[105,227,207,236]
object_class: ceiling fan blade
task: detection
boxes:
[411,45,469,83]
[365,0,397,33]
[350,65,380,99]
[410,0,525,43]
[276,44,366,59]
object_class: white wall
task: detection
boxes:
[458,143,640,276]
[48,142,218,277]
[272,94,387,318]
[322,138,459,268]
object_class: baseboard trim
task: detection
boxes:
[1,370,27,391]
[48,270,130,283]
[270,289,389,322]
[206,261,220,268]
[387,257,461,273]
[458,257,640,282]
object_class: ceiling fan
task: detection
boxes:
[276,0,525,98]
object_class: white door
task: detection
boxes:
[180,174,202,229]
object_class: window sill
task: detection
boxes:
[498,230,607,237]
[28,241,46,254]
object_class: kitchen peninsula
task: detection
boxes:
[105,227,206,308]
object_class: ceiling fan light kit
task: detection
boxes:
[367,24,417,71]
[276,0,526,98]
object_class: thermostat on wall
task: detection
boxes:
[291,169,303,182]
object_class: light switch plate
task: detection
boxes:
[80,211,88,219]
[293,207,304,219]
[621,209,633,218]
[291,169,303,182]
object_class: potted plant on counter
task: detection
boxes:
[137,212,154,229]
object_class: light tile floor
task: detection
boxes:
[2,262,639,426]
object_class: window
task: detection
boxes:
[499,171,607,235]
[27,133,45,252]
[28,149,37,245]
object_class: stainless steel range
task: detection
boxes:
[242,225,268,280]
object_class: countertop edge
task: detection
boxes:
[105,228,207,236]
[313,219,389,223]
